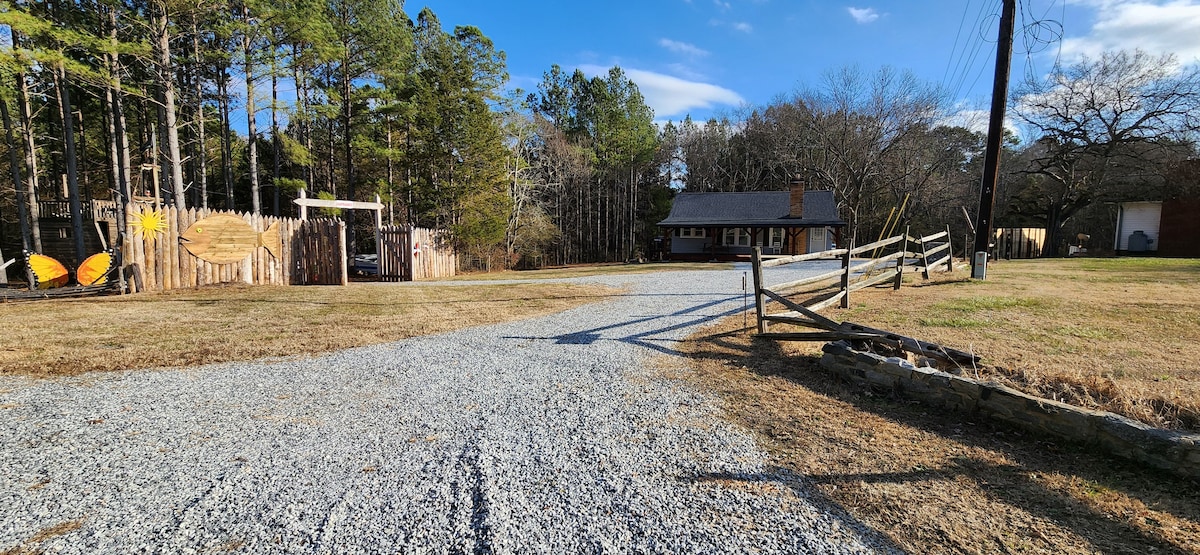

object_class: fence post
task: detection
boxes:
[895,226,908,290]
[945,225,955,272]
[338,220,348,286]
[921,228,933,279]
[751,247,767,334]
[840,235,854,309]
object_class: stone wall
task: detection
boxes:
[820,341,1200,478]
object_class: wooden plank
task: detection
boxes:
[924,241,950,258]
[850,234,902,256]
[761,288,839,330]
[761,314,832,329]
[755,331,888,342]
[848,269,898,292]
[848,252,902,275]
[919,230,949,243]
[928,255,951,272]
[768,266,845,293]
[806,290,847,312]
[759,248,849,268]
[838,321,980,365]
[293,198,384,211]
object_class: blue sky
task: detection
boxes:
[413,0,1200,126]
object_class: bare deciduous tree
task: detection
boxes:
[1012,50,1200,255]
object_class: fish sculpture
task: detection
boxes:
[26,251,115,289]
[180,214,281,264]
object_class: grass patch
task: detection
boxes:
[669,256,1200,554]
[782,258,1200,431]
[917,316,988,328]
[671,297,1200,553]
[934,295,1052,312]
[0,282,614,377]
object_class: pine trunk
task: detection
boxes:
[156,7,187,217]
[15,68,41,252]
[192,19,208,210]
[56,64,87,265]
[242,5,260,214]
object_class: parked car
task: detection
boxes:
[352,254,378,276]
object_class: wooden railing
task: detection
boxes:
[748,225,973,366]
[36,200,118,221]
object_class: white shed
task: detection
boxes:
[1114,201,1162,252]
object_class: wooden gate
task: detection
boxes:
[293,219,348,285]
[379,225,409,282]
[378,225,457,281]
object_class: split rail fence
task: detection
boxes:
[750,226,976,367]
[123,203,346,292]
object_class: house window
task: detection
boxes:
[769,228,784,248]
[676,227,706,238]
[723,228,751,247]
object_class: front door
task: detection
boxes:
[807,227,827,253]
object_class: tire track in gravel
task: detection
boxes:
[0,264,899,554]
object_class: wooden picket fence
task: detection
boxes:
[750,226,960,337]
[991,227,1045,259]
[378,225,456,281]
[123,203,345,292]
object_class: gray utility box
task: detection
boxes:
[1128,230,1154,252]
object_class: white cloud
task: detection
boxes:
[709,19,754,33]
[847,7,880,24]
[1061,1,1200,61]
[578,65,744,118]
[659,38,709,57]
[713,0,731,10]
[940,105,1020,140]
[667,63,708,81]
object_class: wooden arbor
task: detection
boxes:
[293,190,386,283]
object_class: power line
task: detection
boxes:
[951,1,998,101]
[942,0,974,88]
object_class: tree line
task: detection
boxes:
[2,0,1197,275]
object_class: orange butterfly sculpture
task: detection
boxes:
[25,251,115,289]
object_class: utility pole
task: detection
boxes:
[972,0,1016,279]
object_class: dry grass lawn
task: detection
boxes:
[800,258,1200,431]
[446,261,732,281]
[672,257,1200,554]
[0,282,613,377]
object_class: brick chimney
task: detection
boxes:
[788,175,805,218]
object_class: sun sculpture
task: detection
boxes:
[132,209,167,237]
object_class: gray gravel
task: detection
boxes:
[0,262,897,554]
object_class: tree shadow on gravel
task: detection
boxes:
[681,468,907,554]
[680,327,1200,554]
[503,294,747,357]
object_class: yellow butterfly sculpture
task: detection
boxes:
[25,251,115,290]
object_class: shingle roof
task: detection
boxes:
[657,190,845,227]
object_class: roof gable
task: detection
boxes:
[658,190,844,227]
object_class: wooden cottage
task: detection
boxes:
[658,180,846,261]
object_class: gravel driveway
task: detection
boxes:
[0,263,896,554]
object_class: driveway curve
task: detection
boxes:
[0,263,897,554]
